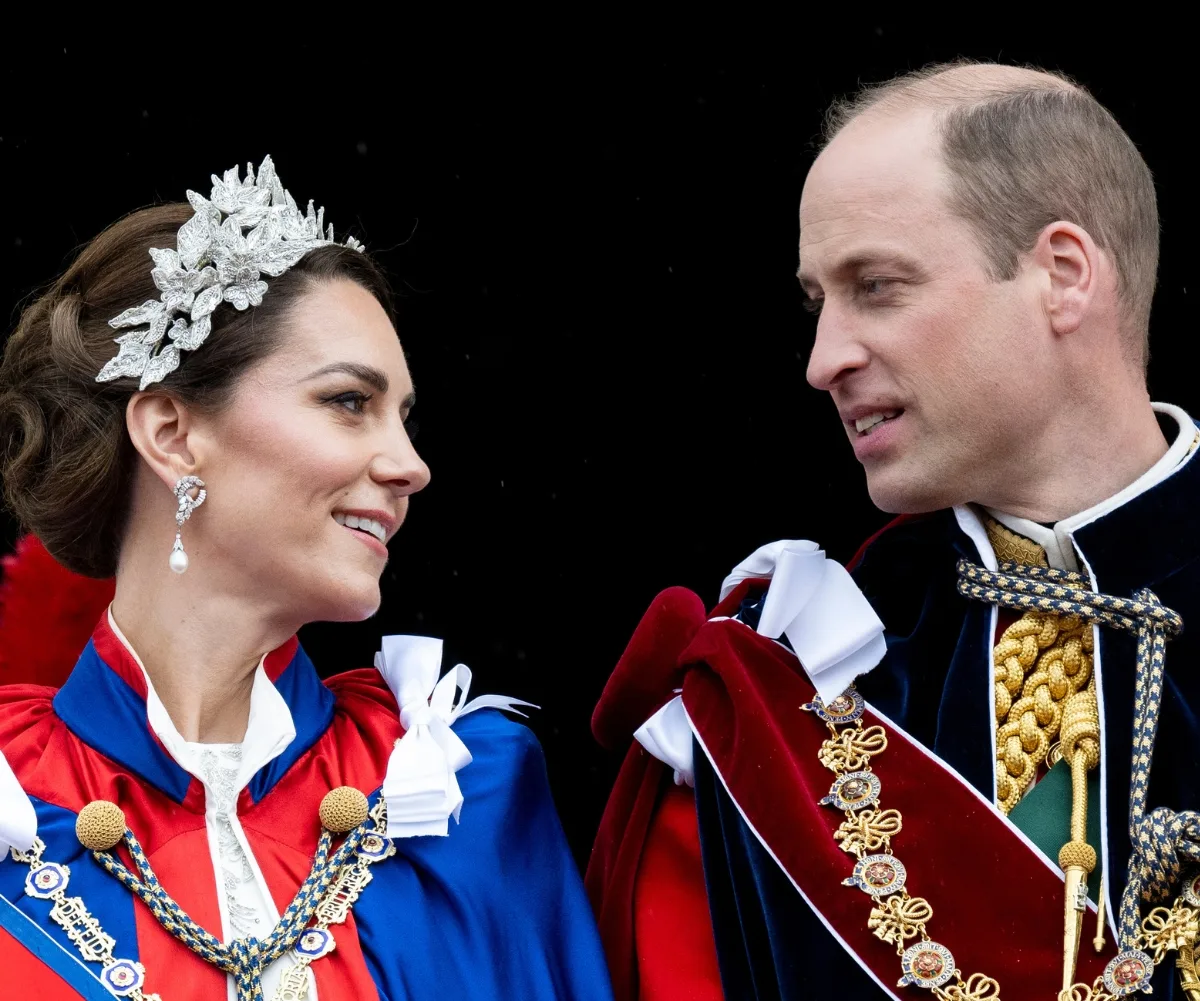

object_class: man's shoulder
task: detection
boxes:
[847,510,962,574]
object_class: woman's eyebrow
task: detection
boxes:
[301,362,390,394]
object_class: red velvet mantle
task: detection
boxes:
[587,583,1115,1000]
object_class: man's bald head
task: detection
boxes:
[821,60,1159,366]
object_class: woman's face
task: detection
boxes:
[188,278,430,623]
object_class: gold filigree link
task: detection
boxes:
[9,837,161,1000]
[819,724,888,773]
[1178,938,1200,1000]
[1059,897,1200,1001]
[805,690,1002,997]
[1058,984,1112,1001]
[868,892,934,951]
[835,807,903,857]
[934,973,1003,1001]
[1141,899,1199,964]
[272,798,395,1001]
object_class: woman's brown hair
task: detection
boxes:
[0,203,394,578]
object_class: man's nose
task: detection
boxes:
[806,308,871,391]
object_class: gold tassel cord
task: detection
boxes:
[1058,686,1101,991]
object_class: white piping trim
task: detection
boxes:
[1070,546,1119,943]
[1060,402,1196,537]
[953,505,1003,800]
[684,706,905,1001]
[984,403,1197,573]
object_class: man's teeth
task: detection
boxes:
[854,411,900,434]
[333,513,386,543]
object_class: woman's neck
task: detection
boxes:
[109,557,297,744]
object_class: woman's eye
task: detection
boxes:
[327,391,372,414]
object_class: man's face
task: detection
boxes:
[799,110,1047,513]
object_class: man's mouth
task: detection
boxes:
[333,512,387,544]
[854,410,902,436]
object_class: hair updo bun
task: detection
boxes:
[0,203,394,578]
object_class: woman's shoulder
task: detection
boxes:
[327,665,541,744]
[0,683,58,754]
[322,667,544,784]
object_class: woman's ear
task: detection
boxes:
[125,392,199,490]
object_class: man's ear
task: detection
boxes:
[125,392,200,491]
[1032,220,1099,337]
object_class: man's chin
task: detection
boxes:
[864,468,959,515]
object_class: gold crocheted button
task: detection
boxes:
[76,800,126,851]
[320,787,369,833]
[1058,840,1098,873]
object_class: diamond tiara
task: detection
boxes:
[96,155,363,390]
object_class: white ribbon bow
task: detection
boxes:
[374,635,536,839]
[719,539,887,703]
[634,694,694,787]
[0,748,37,854]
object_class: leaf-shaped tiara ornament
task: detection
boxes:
[96,155,365,391]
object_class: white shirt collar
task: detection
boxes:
[106,609,296,796]
[982,402,1197,571]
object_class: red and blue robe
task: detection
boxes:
[0,615,614,1000]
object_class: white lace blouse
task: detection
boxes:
[108,613,315,1001]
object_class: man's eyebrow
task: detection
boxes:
[796,250,919,290]
[302,362,390,394]
[796,267,820,296]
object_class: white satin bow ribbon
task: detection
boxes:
[374,635,537,839]
[634,694,694,787]
[719,539,887,703]
[0,748,37,854]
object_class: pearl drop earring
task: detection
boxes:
[169,475,206,574]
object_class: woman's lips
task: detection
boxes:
[337,519,389,557]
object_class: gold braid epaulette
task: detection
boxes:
[984,517,1095,815]
[803,688,1002,999]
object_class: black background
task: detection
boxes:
[1,27,1194,866]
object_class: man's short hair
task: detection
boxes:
[823,61,1159,367]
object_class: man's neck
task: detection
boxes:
[981,399,1173,525]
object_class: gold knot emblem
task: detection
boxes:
[868,894,933,947]
[819,725,888,772]
[834,808,903,856]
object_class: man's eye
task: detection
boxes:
[802,297,824,316]
[860,277,893,296]
[327,391,372,414]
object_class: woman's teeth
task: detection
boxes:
[333,513,386,543]
[855,411,900,434]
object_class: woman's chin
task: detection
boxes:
[314,579,383,623]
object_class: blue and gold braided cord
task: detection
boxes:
[957,559,1200,950]
[93,823,365,1001]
